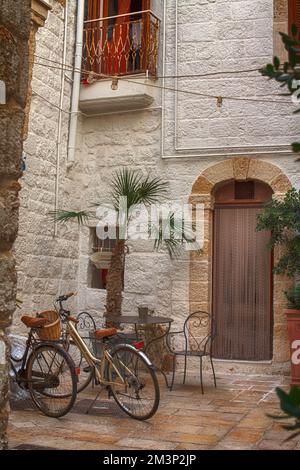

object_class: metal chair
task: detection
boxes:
[166,311,217,394]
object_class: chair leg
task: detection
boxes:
[199,356,204,394]
[170,354,176,391]
[183,355,187,384]
[210,356,217,388]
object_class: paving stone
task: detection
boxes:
[258,439,297,450]
[116,437,177,450]
[8,373,295,450]
[225,427,265,444]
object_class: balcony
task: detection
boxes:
[79,10,160,115]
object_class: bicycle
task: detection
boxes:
[63,311,96,393]
[57,292,160,420]
[10,315,77,418]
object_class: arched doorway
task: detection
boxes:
[212,180,273,361]
[189,157,292,369]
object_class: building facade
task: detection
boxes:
[14,0,300,376]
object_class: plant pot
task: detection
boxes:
[89,251,112,269]
[285,308,300,387]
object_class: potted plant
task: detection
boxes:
[285,286,300,386]
[257,188,300,386]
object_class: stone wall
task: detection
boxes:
[163,0,299,157]
[13,0,78,334]
[0,0,30,450]
[72,0,300,376]
[12,1,300,377]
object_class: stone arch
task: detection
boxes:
[189,157,292,370]
[191,157,291,197]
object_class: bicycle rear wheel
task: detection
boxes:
[27,344,77,418]
[107,345,160,420]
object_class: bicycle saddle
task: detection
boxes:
[93,328,118,339]
[21,315,49,329]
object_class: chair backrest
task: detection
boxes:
[76,311,97,336]
[183,311,214,354]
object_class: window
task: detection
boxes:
[88,227,115,290]
[83,1,159,77]
[234,181,255,200]
[87,227,124,290]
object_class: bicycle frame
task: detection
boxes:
[66,320,129,389]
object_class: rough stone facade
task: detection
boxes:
[13,0,78,334]
[0,0,30,449]
[13,1,300,378]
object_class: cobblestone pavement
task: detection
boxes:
[8,373,300,450]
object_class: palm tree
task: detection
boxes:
[52,168,197,319]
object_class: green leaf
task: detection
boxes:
[273,56,280,69]
[292,142,300,152]
[49,210,91,225]
[265,63,274,74]
[276,387,300,419]
[292,23,298,37]
[110,168,168,212]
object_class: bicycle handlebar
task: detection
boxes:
[56,292,77,303]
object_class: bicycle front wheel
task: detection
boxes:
[27,344,77,418]
[107,345,160,420]
[66,340,94,393]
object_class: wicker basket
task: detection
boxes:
[36,310,61,341]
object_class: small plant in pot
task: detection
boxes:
[257,188,300,387]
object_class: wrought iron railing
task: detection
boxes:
[82,10,160,79]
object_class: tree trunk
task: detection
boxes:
[105,240,125,320]
[0,0,30,449]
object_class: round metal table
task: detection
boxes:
[106,315,173,388]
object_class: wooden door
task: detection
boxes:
[212,182,273,361]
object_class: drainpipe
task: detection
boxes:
[54,0,68,237]
[67,0,85,167]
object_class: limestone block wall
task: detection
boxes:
[13,0,78,333]
[72,1,300,375]
[0,0,30,449]
[11,0,300,377]
[163,0,298,157]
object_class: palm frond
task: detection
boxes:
[151,212,200,258]
[137,175,168,205]
[110,168,168,212]
[49,210,91,225]
[110,168,143,211]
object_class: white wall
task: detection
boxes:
[14,0,300,342]
[73,0,300,330]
